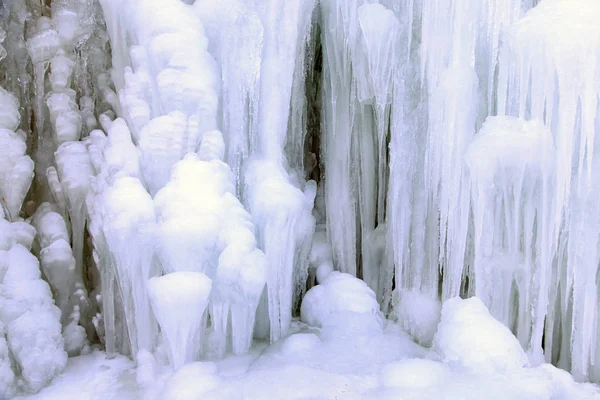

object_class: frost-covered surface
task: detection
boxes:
[15,308,600,400]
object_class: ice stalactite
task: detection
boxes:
[148,272,212,371]
[198,0,319,343]
[245,159,315,342]
[193,0,263,192]
[318,1,400,306]
[354,4,398,297]
[497,0,600,381]
[96,174,157,359]
[0,89,34,222]
[419,0,480,302]
[319,0,361,279]
[466,117,555,363]
[244,0,317,344]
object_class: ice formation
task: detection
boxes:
[148,272,212,370]
[433,297,529,373]
[300,272,381,329]
[1,0,600,395]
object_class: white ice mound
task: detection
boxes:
[392,288,441,347]
[300,271,380,329]
[148,272,212,370]
[158,361,222,400]
[432,297,528,374]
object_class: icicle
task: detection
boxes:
[148,272,212,370]
[466,116,555,360]
[497,0,600,380]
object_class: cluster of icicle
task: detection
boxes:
[94,0,317,366]
[315,0,600,384]
[0,0,114,394]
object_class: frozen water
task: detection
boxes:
[3,0,600,396]
[392,288,441,347]
[147,272,212,370]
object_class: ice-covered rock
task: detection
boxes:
[432,297,528,374]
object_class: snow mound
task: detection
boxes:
[301,272,381,329]
[432,297,528,373]
[392,289,441,347]
[158,361,222,400]
[381,358,450,389]
[281,333,321,356]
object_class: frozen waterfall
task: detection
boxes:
[1,0,600,396]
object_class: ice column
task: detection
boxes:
[466,117,554,362]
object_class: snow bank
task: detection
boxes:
[432,297,528,374]
[158,362,222,400]
[381,358,450,389]
[155,147,266,359]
